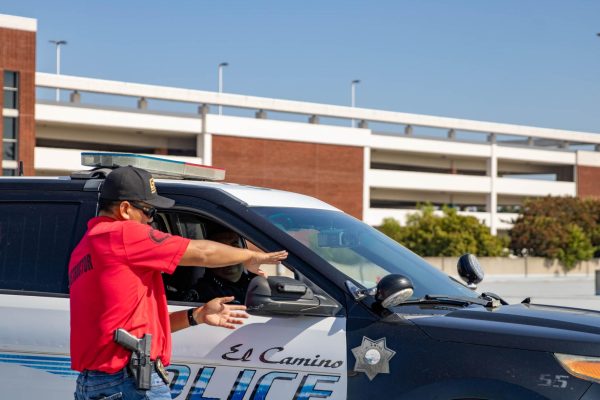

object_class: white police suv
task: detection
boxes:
[1,153,600,399]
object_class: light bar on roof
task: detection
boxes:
[81,152,225,181]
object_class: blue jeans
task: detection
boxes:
[74,368,171,400]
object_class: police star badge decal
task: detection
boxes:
[351,336,396,381]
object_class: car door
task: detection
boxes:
[0,185,98,399]
[159,196,348,400]
[167,308,347,399]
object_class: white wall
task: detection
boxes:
[371,135,492,158]
[206,114,370,148]
[34,147,204,174]
[496,178,575,197]
[577,150,600,167]
[0,13,37,31]
[496,146,575,164]
[364,208,518,230]
[369,170,492,193]
[36,104,203,135]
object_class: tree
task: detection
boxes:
[378,205,507,257]
[556,224,595,270]
[509,196,599,272]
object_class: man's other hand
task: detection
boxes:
[198,296,249,329]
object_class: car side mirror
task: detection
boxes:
[375,274,414,308]
[245,276,340,317]
[457,253,484,290]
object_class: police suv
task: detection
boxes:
[1,153,599,400]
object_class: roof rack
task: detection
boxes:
[74,152,225,181]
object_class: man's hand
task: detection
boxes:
[245,250,288,277]
[197,296,249,329]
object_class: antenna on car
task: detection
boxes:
[18,160,24,176]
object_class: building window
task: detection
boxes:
[3,117,17,161]
[3,117,16,139]
[2,169,16,176]
[3,143,16,160]
[3,71,18,109]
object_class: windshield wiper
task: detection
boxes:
[398,294,502,308]
[479,292,508,306]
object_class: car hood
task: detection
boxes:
[404,303,600,356]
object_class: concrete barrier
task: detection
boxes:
[424,256,600,277]
[266,256,600,282]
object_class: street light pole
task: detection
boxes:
[218,62,228,115]
[351,79,360,127]
[49,40,67,101]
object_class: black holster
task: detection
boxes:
[113,328,152,390]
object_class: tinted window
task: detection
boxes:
[0,202,80,294]
[3,91,17,109]
[3,142,15,160]
[169,213,206,239]
[3,71,18,109]
[3,71,17,89]
[3,117,16,139]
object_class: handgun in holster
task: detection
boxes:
[113,328,152,390]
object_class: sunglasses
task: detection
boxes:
[130,202,157,219]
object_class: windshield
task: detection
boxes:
[252,207,477,300]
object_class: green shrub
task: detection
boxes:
[378,205,507,257]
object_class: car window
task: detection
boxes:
[252,207,478,300]
[0,202,80,294]
[158,210,293,304]
[169,212,205,240]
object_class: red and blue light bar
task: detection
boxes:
[81,152,225,181]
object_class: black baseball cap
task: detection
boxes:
[100,166,175,208]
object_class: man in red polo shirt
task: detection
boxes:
[69,166,288,400]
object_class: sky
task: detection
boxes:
[2,0,600,133]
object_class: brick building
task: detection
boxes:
[0,14,36,176]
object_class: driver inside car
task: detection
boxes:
[182,230,258,304]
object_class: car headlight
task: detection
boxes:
[555,353,600,384]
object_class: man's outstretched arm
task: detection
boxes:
[179,239,287,276]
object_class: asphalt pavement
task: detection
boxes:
[477,275,600,311]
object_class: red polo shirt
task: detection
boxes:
[69,216,190,373]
